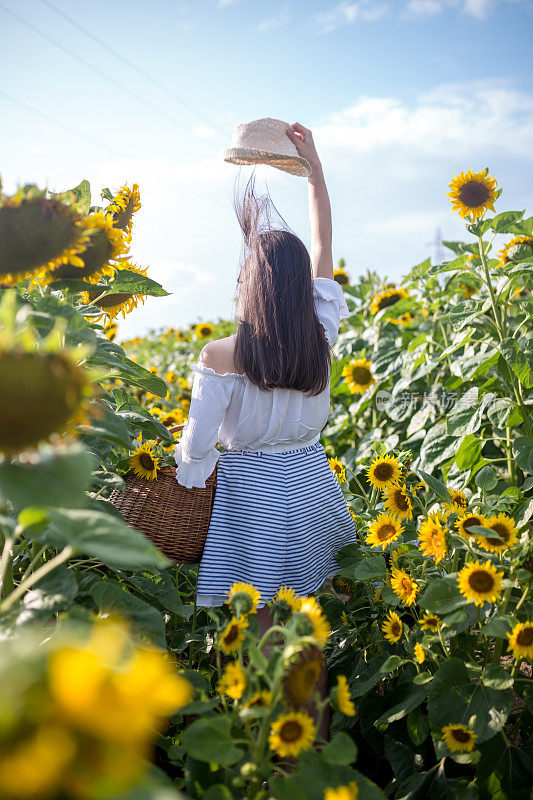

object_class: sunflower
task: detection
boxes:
[82,264,149,321]
[219,616,248,654]
[0,352,96,454]
[226,582,261,616]
[268,711,316,758]
[506,621,533,661]
[328,457,346,484]
[243,690,274,708]
[441,723,478,753]
[460,283,478,299]
[418,613,441,632]
[273,586,302,613]
[283,644,323,708]
[389,312,412,326]
[44,210,129,286]
[333,266,350,285]
[103,321,118,341]
[334,675,356,716]
[158,408,186,428]
[372,584,383,602]
[340,610,350,627]
[443,489,468,515]
[216,661,246,700]
[324,784,359,800]
[0,193,89,286]
[497,234,533,266]
[418,513,448,564]
[195,322,215,339]
[383,484,413,521]
[342,358,375,395]
[447,169,498,221]
[370,285,410,316]
[106,183,141,243]
[382,611,403,643]
[166,370,177,384]
[455,513,488,539]
[129,442,159,480]
[414,643,426,664]
[366,454,402,490]
[297,597,331,646]
[476,513,518,554]
[366,513,404,550]
[0,310,97,455]
[332,576,356,600]
[390,567,419,606]
[457,560,504,606]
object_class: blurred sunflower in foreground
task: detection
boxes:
[0,617,193,800]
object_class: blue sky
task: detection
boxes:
[1,0,532,338]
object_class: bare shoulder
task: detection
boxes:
[198,335,239,375]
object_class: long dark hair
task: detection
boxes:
[231,171,331,397]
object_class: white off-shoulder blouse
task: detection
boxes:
[174,277,351,489]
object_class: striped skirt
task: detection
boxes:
[196,440,357,609]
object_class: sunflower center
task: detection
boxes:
[451,728,472,743]
[458,180,490,209]
[468,569,494,593]
[377,524,396,541]
[280,721,303,742]
[374,463,393,482]
[452,494,467,509]
[516,627,533,647]
[391,621,401,636]
[56,228,113,278]
[139,453,155,470]
[94,292,134,309]
[462,516,481,535]
[224,624,240,645]
[378,293,400,310]
[394,491,409,511]
[487,524,509,544]
[353,367,371,384]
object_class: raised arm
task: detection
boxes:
[286,122,333,281]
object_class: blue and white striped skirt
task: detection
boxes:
[196,440,357,609]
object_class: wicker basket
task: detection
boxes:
[108,463,218,563]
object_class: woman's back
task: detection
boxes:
[174,276,350,488]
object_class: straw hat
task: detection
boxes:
[222,117,312,177]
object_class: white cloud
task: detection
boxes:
[192,125,218,139]
[404,0,521,18]
[255,6,291,31]
[404,0,444,15]
[314,1,391,32]
[216,0,240,6]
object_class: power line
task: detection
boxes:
[0,89,123,157]
[38,0,227,137]
[0,2,194,137]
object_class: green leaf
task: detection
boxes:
[418,577,470,614]
[76,403,133,449]
[0,443,95,510]
[427,658,513,742]
[417,470,451,503]
[353,555,386,580]
[455,435,483,471]
[181,717,244,765]
[407,707,430,746]
[513,437,533,474]
[33,507,170,570]
[84,575,167,647]
[49,179,91,214]
[104,269,170,298]
[321,732,358,765]
[89,343,167,397]
[375,682,427,725]
[475,466,498,491]
[501,338,533,389]
[487,210,526,234]
[23,566,78,613]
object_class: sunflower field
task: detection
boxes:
[0,169,532,800]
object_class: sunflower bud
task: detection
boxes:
[229,591,254,617]
[288,612,315,638]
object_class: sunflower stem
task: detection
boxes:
[0,535,15,600]
[492,585,514,664]
[0,545,75,612]
[514,581,531,613]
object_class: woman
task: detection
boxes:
[174,122,356,741]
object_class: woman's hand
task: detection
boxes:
[286,123,321,171]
